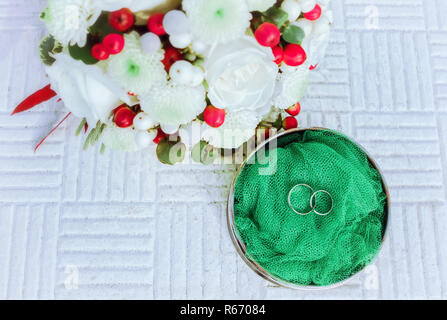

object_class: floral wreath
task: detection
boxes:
[13,0,332,165]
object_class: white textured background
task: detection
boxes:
[0,0,446,300]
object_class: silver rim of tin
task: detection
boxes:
[227,127,391,290]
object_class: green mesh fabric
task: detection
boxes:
[233,129,387,286]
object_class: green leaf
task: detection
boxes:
[202,80,209,91]
[83,121,106,150]
[156,139,186,165]
[184,52,197,62]
[75,118,87,136]
[272,114,283,130]
[83,130,95,150]
[40,6,50,22]
[191,141,219,165]
[264,7,289,29]
[245,27,254,37]
[83,123,97,150]
[251,11,265,31]
[196,112,205,122]
[282,25,305,44]
[69,43,98,65]
[100,143,106,155]
[193,57,205,67]
[89,13,121,39]
[91,123,106,146]
[39,35,63,66]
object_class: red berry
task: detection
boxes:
[304,4,322,21]
[282,116,298,130]
[286,103,301,116]
[309,64,318,70]
[113,105,136,128]
[103,33,125,55]
[153,128,167,144]
[283,44,307,66]
[162,47,182,72]
[255,22,280,47]
[272,46,284,65]
[91,44,110,60]
[204,105,226,128]
[147,13,166,36]
[109,8,134,32]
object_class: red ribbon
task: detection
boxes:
[34,112,71,152]
[11,84,57,115]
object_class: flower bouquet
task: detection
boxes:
[13,0,332,165]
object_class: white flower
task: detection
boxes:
[41,0,101,47]
[183,0,251,44]
[140,83,206,127]
[95,0,168,12]
[101,124,139,152]
[107,32,167,96]
[274,64,310,109]
[246,0,275,12]
[202,110,261,149]
[46,53,131,126]
[205,37,278,115]
[302,13,331,67]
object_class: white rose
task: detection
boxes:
[205,37,278,115]
[46,53,132,126]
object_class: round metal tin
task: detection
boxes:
[227,127,390,290]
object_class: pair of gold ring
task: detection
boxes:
[287,184,334,216]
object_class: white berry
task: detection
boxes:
[191,40,208,55]
[163,10,189,35]
[292,18,313,36]
[191,67,205,87]
[161,124,179,135]
[134,112,157,131]
[169,33,193,49]
[282,0,301,21]
[140,32,161,54]
[136,130,156,149]
[300,0,317,13]
[169,60,194,85]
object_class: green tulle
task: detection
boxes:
[233,129,387,286]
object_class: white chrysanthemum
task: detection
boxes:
[107,32,166,96]
[140,83,206,127]
[183,0,251,44]
[274,65,310,109]
[101,124,139,152]
[41,0,101,47]
[202,111,262,149]
[246,0,275,12]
